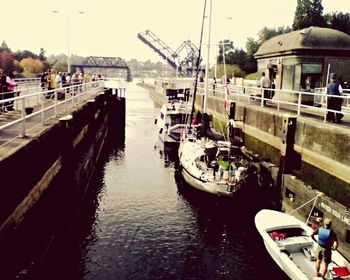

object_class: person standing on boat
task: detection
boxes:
[260,72,271,106]
[311,218,338,278]
[217,155,229,181]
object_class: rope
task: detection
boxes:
[288,192,324,222]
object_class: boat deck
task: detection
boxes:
[291,252,316,279]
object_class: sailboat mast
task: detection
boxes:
[189,0,207,129]
[203,0,213,115]
[200,0,212,139]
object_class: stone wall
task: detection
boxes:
[0,90,125,240]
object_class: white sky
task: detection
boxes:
[4,0,350,63]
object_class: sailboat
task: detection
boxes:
[177,0,250,197]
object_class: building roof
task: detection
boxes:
[255,27,350,59]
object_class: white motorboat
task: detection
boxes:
[255,209,350,280]
[155,100,191,148]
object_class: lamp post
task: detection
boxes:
[52,10,84,73]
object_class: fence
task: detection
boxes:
[196,83,350,122]
[0,81,106,147]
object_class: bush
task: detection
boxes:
[245,72,258,80]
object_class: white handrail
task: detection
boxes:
[0,81,109,146]
[196,82,350,122]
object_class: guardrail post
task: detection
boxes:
[297,92,301,116]
[324,96,328,122]
[261,88,264,107]
[65,88,68,113]
[54,89,58,117]
[277,89,280,111]
[41,92,44,126]
[21,97,26,137]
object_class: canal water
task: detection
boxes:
[10,83,289,280]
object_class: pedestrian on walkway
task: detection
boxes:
[0,69,8,113]
[6,72,16,111]
[326,73,343,124]
[260,72,271,106]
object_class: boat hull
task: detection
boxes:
[255,209,350,280]
[180,165,240,197]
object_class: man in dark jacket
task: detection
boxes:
[326,73,343,123]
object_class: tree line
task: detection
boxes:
[214,0,350,79]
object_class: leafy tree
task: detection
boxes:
[325,12,350,35]
[14,50,39,61]
[20,57,44,76]
[39,48,46,61]
[246,37,260,57]
[217,40,235,64]
[258,26,292,43]
[13,60,24,74]
[215,64,245,79]
[0,40,10,53]
[293,0,326,30]
[53,59,68,72]
[0,51,15,73]
[310,0,326,27]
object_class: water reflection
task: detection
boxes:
[5,83,289,280]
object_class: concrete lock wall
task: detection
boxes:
[141,81,350,258]
[202,96,350,259]
[0,89,125,240]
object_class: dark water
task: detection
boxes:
[7,83,289,280]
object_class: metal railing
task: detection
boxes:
[0,81,106,147]
[14,77,41,87]
[196,83,350,123]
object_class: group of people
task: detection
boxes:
[40,70,104,99]
[40,70,97,92]
[0,70,17,113]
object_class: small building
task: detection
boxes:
[254,27,350,95]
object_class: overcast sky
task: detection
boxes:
[5,0,350,62]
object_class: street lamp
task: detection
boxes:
[51,10,84,73]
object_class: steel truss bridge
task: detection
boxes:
[72,56,132,81]
[137,30,200,76]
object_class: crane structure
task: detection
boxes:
[137,30,200,76]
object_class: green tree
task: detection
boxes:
[293,0,326,30]
[14,50,39,61]
[325,12,350,35]
[20,57,44,77]
[53,59,68,72]
[39,48,46,61]
[217,40,234,64]
[258,26,292,43]
[0,40,10,53]
[215,64,245,79]
[0,51,15,73]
